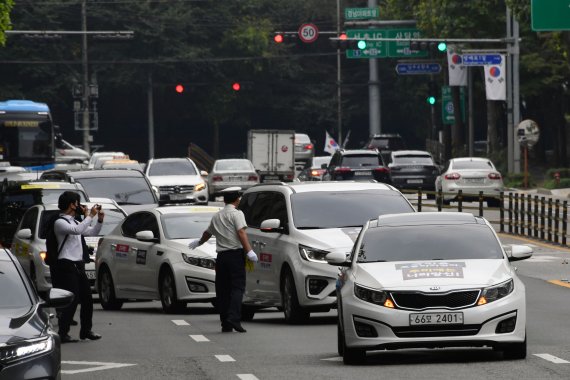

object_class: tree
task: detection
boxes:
[0,0,13,46]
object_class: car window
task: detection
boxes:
[19,207,38,231]
[215,160,253,171]
[295,134,310,144]
[452,160,494,170]
[371,137,406,150]
[86,209,125,236]
[341,154,381,167]
[161,213,213,239]
[392,155,434,165]
[40,189,87,204]
[75,177,156,205]
[266,193,288,227]
[239,193,256,223]
[148,160,197,176]
[0,261,32,307]
[122,212,159,238]
[357,224,503,262]
[244,192,278,228]
[291,191,414,229]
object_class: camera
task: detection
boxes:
[96,204,102,211]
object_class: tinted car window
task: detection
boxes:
[452,160,494,170]
[0,261,32,307]
[341,155,381,167]
[392,155,434,165]
[370,137,406,150]
[148,160,197,176]
[246,192,278,228]
[122,212,158,238]
[19,207,38,231]
[88,209,125,236]
[215,160,252,171]
[291,191,414,229]
[161,214,212,239]
[358,224,502,262]
[76,177,156,205]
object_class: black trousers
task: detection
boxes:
[51,259,93,336]
[215,249,246,327]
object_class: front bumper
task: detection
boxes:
[293,260,338,310]
[159,188,208,204]
[172,263,216,302]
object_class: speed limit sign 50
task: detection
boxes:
[298,23,319,43]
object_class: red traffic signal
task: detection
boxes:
[274,34,284,43]
[175,84,184,93]
[339,33,348,40]
[232,82,241,91]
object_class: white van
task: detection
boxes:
[55,136,90,164]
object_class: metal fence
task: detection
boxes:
[402,189,569,247]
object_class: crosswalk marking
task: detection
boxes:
[534,353,570,364]
[190,335,210,342]
[172,319,190,326]
[215,355,235,362]
[237,375,259,380]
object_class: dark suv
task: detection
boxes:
[322,149,391,184]
[364,133,406,163]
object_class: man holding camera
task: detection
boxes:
[52,191,105,343]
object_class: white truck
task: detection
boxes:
[247,129,295,182]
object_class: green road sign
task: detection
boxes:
[344,7,380,20]
[531,0,570,31]
[442,86,466,125]
[346,29,428,59]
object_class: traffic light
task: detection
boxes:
[232,82,241,91]
[410,41,447,55]
[274,34,284,44]
[175,84,184,93]
[273,33,297,44]
[437,41,447,52]
[427,81,438,105]
[330,34,366,50]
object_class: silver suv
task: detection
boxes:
[239,181,415,324]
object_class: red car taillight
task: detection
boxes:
[311,169,324,177]
[488,172,501,180]
[444,172,461,180]
[212,175,223,182]
[247,175,258,181]
[334,167,352,173]
[304,144,313,150]
[374,167,390,173]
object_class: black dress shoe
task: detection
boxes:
[60,334,79,343]
[221,327,233,333]
[80,331,102,340]
[226,321,247,333]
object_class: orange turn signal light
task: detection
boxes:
[477,296,487,306]
[384,298,395,308]
[39,251,47,261]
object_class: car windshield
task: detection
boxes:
[161,213,214,239]
[291,191,414,229]
[341,155,381,167]
[357,224,503,262]
[148,160,197,176]
[39,208,125,238]
[41,189,87,204]
[76,177,156,205]
[453,160,494,170]
[392,155,434,165]
[215,160,252,171]
[0,261,32,308]
[371,138,405,150]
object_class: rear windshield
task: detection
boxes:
[392,155,434,165]
[0,261,32,308]
[341,155,382,167]
[76,177,156,205]
[215,160,252,171]
[453,160,494,170]
[357,224,502,262]
[371,138,405,150]
[161,213,214,239]
[148,160,197,176]
[291,191,414,229]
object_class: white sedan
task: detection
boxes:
[435,157,504,207]
[96,206,221,313]
[327,212,532,365]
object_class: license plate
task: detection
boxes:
[227,176,242,181]
[407,179,423,184]
[409,312,463,326]
[170,193,191,201]
[465,178,484,184]
[354,171,371,176]
[86,271,96,280]
[264,175,279,180]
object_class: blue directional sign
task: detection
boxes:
[460,54,502,66]
[395,63,442,75]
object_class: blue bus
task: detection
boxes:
[0,100,55,170]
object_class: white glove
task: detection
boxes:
[246,250,258,262]
[188,239,201,250]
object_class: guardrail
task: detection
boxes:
[402,189,569,247]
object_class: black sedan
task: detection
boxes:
[388,150,441,198]
[0,248,73,379]
[322,149,391,184]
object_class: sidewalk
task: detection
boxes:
[512,187,570,200]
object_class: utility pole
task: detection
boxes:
[81,0,90,153]
[336,0,343,146]
[368,0,381,136]
[147,72,155,160]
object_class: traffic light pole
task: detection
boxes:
[368,0,381,136]
[81,0,90,153]
[336,0,343,146]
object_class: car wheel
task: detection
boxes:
[159,269,186,314]
[241,305,256,321]
[337,320,344,357]
[98,267,123,311]
[503,336,527,360]
[281,270,309,324]
[342,334,366,365]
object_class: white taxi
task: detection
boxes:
[96,206,220,313]
[11,199,126,295]
[328,212,532,364]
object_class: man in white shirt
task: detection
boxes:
[51,191,105,343]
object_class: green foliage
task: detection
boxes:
[0,0,14,46]
[504,172,536,189]
[543,178,570,190]
[545,168,570,180]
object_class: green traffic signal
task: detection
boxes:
[427,96,436,105]
[437,42,447,52]
[357,40,367,50]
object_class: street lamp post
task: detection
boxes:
[81,0,90,153]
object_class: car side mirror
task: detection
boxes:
[200,170,208,176]
[260,219,284,233]
[325,251,351,267]
[41,287,74,308]
[16,228,32,240]
[503,244,533,262]
[136,230,158,242]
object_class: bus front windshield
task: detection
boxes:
[0,114,54,167]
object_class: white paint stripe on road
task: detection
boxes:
[215,354,236,362]
[62,360,136,374]
[190,334,210,342]
[237,375,259,380]
[534,353,570,364]
[172,319,190,326]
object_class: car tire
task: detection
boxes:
[503,336,527,360]
[241,305,256,321]
[337,321,344,357]
[281,270,309,324]
[342,334,366,365]
[159,269,186,314]
[98,267,123,311]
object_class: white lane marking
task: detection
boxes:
[190,334,210,342]
[172,319,190,326]
[534,353,570,364]
[62,360,136,374]
[321,356,343,361]
[237,375,259,380]
[215,354,236,362]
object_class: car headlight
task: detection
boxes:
[477,279,514,305]
[0,336,54,364]
[354,284,394,308]
[298,244,329,263]
[181,252,215,270]
[194,182,206,192]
